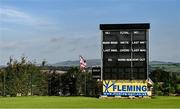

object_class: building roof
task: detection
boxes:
[100,23,150,30]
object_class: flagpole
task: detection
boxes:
[79,55,87,96]
[85,70,86,96]
[3,70,5,96]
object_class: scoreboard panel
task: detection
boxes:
[100,23,150,80]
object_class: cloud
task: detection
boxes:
[0,8,30,18]
[0,7,33,23]
[0,6,54,28]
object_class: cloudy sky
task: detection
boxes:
[0,0,180,65]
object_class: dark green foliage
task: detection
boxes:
[1,56,48,96]
[149,69,179,95]
[49,67,88,96]
[48,69,62,96]
[48,67,100,96]
[0,70,4,95]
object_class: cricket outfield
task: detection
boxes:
[0,96,179,108]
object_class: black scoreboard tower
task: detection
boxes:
[100,23,150,80]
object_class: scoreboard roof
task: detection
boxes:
[100,23,150,30]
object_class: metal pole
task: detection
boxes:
[31,71,32,96]
[146,29,149,79]
[3,70,5,96]
[168,72,170,96]
[101,31,103,81]
[130,30,133,80]
[85,72,86,96]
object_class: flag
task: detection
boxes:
[146,78,154,85]
[79,56,87,71]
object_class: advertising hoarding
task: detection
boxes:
[103,80,149,96]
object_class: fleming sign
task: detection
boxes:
[103,80,148,96]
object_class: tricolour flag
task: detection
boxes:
[79,56,87,71]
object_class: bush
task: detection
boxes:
[157,91,163,96]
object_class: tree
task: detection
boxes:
[149,69,178,95]
[4,56,48,96]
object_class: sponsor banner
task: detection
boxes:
[103,80,148,96]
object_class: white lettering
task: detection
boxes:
[103,42,110,44]
[120,31,129,34]
[120,49,130,52]
[105,31,110,34]
[140,41,146,44]
[134,31,139,34]
[117,58,146,61]
[132,41,139,44]
[111,49,117,52]
[140,49,146,52]
[104,49,110,52]
[108,58,112,61]
[111,41,118,44]
[120,41,129,44]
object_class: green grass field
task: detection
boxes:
[151,64,180,73]
[0,96,179,108]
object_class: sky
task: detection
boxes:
[0,0,180,65]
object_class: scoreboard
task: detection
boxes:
[100,23,150,80]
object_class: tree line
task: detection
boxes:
[0,57,101,97]
[0,56,179,96]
